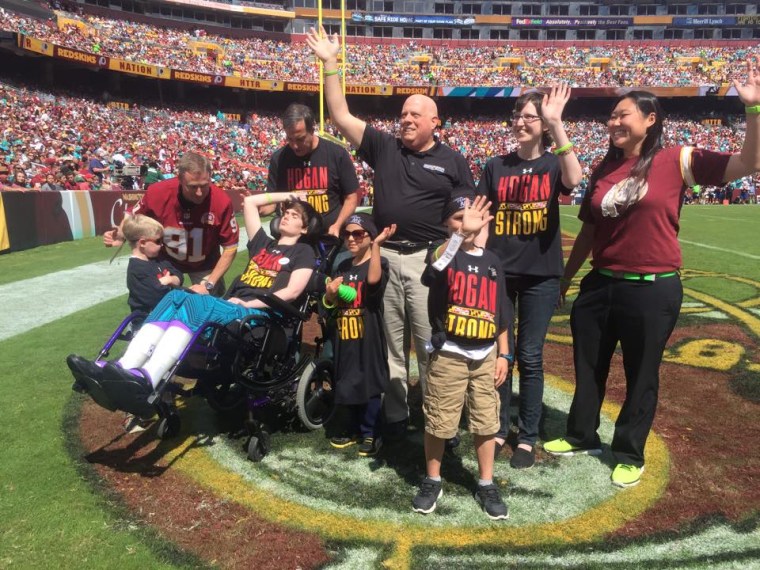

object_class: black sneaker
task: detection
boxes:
[475,483,509,520]
[329,435,359,449]
[412,477,443,514]
[357,437,382,457]
[510,446,535,469]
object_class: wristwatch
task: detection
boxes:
[498,353,514,363]
[204,280,215,292]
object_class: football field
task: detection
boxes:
[1,205,758,569]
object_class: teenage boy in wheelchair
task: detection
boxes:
[67,191,327,436]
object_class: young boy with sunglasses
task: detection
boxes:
[324,213,395,456]
[122,214,183,313]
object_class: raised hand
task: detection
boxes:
[733,58,760,107]
[373,224,397,247]
[306,25,340,63]
[541,84,571,125]
[461,195,493,236]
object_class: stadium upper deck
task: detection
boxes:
[2,8,758,94]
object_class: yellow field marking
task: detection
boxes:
[664,339,744,371]
[683,287,760,337]
[165,374,670,570]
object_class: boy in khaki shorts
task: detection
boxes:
[413,195,511,520]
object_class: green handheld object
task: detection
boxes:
[337,283,357,303]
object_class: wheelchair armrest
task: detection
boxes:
[253,293,309,322]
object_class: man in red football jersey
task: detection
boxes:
[104,151,239,296]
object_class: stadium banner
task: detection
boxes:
[0,191,74,252]
[345,84,393,96]
[351,13,475,27]
[393,86,440,97]
[54,45,109,68]
[737,15,760,25]
[511,17,633,27]
[108,58,159,78]
[89,191,145,235]
[170,70,225,86]
[433,86,519,98]
[224,77,284,91]
[672,17,737,26]
[17,34,53,57]
[285,82,320,93]
[0,194,9,254]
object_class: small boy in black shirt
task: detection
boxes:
[413,195,511,520]
[122,215,183,313]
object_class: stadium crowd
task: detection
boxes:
[1,78,757,201]
[1,9,758,88]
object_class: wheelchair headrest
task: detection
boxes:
[269,199,324,243]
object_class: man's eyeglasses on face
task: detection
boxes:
[510,113,542,124]
[342,229,369,240]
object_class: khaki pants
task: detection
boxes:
[381,247,432,424]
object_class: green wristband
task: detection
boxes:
[553,142,574,155]
[324,69,340,77]
[746,105,760,115]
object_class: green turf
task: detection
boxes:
[2,205,760,569]
[0,236,123,285]
[0,297,198,568]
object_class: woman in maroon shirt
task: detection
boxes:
[544,62,760,489]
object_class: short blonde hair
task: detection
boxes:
[122,215,164,244]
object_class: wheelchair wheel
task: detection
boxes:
[205,379,246,413]
[157,412,180,439]
[247,432,270,462]
[296,360,335,431]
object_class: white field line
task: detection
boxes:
[0,229,250,342]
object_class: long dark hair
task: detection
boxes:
[513,91,553,148]
[587,91,665,203]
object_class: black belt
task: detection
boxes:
[382,240,433,253]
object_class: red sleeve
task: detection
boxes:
[215,191,240,248]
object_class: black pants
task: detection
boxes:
[565,270,683,467]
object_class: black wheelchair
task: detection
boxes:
[69,231,342,462]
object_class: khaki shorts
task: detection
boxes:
[423,349,500,439]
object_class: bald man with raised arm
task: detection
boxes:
[308,27,476,439]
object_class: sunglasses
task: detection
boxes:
[510,113,542,124]
[342,229,369,240]
[142,237,163,245]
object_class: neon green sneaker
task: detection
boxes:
[543,438,602,457]
[611,464,645,488]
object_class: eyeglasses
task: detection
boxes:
[342,229,369,240]
[510,113,542,124]
[143,237,163,245]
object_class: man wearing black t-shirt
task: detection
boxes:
[260,103,360,236]
[308,28,476,435]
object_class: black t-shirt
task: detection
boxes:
[359,125,476,243]
[477,151,571,278]
[423,246,509,347]
[226,228,315,302]
[330,256,390,405]
[126,257,184,313]
[267,137,359,227]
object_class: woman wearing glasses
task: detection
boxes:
[476,85,583,469]
[324,213,396,457]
